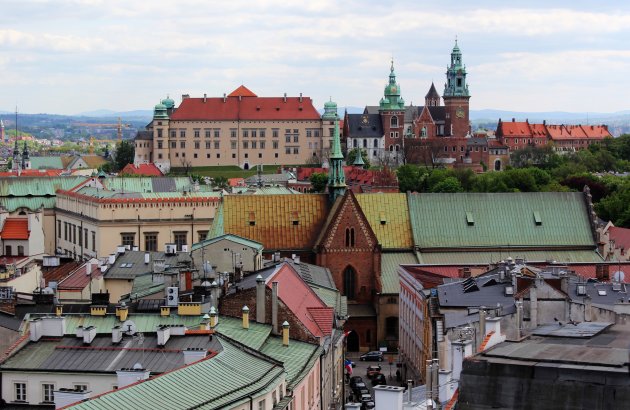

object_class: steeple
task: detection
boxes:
[326,99,346,203]
[0,119,5,143]
[379,60,405,111]
[21,141,30,170]
[443,38,470,98]
[425,82,440,107]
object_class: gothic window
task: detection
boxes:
[373,139,378,148]
[343,266,356,300]
[390,116,398,128]
[353,139,358,148]
[363,139,367,148]
[457,78,462,87]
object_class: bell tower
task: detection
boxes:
[443,39,471,137]
[379,60,405,160]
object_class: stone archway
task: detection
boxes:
[494,158,502,171]
[243,162,250,170]
[346,330,360,352]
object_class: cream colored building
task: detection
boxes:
[191,234,264,276]
[54,177,220,259]
[135,86,334,172]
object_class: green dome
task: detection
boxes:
[153,102,169,119]
[322,98,338,120]
[161,96,175,109]
[154,102,167,110]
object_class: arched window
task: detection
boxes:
[353,139,358,148]
[390,116,398,128]
[345,227,355,247]
[373,139,378,148]
[494,159,502,171]
[363,139,367,148]
[343,266,356,299]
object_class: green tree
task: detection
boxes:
[213,176,228,190]
[309,172,328,193]
[397,164,421,192]
[431,176,463,193]
[346,148,371,168]
[596,182,630,227]
[114,140,135,171]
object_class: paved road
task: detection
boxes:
[344,353,400,403]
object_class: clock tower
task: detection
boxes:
[379,60,405,160]
[443,39,471,137]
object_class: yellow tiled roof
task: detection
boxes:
[223,194,329,250]
[81,155,108,169]
[355,193,413,249]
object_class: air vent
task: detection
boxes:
[533,211,542,226]
[466,212,474,226]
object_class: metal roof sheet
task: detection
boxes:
[408,192,596,249]
[355,193,413,249]
[191,233,264,252]
[415,250,604,265]
[29,157,64,170]
[381,252,418,294]
[213,316,272,350]
[0,176,87,197]
[260,335,320,389]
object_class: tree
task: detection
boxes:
[213,176,228,190]
[397,164,421,193]
[346,148,371,168]
[309,172,328,193]
[431,176,463,193]
[114,140,135,171]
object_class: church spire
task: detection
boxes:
[326,99,346,203]
[444,38,470,97]
[379,60,405,111]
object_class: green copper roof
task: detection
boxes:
[153,102,169,120]
[322,99,338,120]
[379,60,405,111]
[192,233,264,252]
[260,336,320,389]
[161,95,175,109]
[415,250,604,264]
[408,192,596,250]
[381,252,418,294]
[207,201,225,239]
[69,337,285,410]
[29,157,64,170]
[213,316,272,350]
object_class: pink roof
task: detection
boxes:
[58,263,101,290]
[0,169,63,177]
[228,178,246,187]
[268,263,331,337]
[609,226,630,251]
[121,163,163,176]
[170,88,321,121]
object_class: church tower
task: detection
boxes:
[443,39,471,137]
[379,61,405,157]
[326,100,346,203]
[12,138,20,172]
[22,141,31,170]
[152,100,170,173]
[425,83,440,107]
[0,119,5,143]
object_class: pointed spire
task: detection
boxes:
[326,102,346,203]
[352,150,366,167]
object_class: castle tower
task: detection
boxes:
[425,82,440,107]
[443,39,471,137]
[21,141,30,170]
[379,60,406,158]
[326,100,346,203]
[152,100,170,173]
[0,119,5,143]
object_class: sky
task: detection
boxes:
[1,0,630,115]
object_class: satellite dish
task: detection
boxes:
[122,320,137,336]
[42,287,54,294]
[613,271,625,283]
[133,362,143,370]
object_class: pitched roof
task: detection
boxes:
[29,156,64,170]
[355,193,413,249]
[408,192,596,250]
[121,163,164,177]
[227,85,257,97]
[222,194,329,251]
[0,219,29,240]
[43,261,81,286]
[345,113,384,137]
[381,252,418,293]
[169,92,321,121]
[191,233,264,252]
[58,263,101,290]
[79,155,108,169]
[415,250,604,265]
[497,120,532,137]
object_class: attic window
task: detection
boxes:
[533,211,542,226]
[248,211,256,226]
[466,212,474,226]
[291,211,299,226]
[256,106,260,111]
[380,212,387,225]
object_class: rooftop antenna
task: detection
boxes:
[257,164,263,188]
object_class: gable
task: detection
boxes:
[356,193,413,249]
[408,192,596,249]
[223,194,329,250]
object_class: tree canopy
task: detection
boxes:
[114,140,135,171]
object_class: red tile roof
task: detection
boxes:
[121,163,163,176]
[478,331,496,352]
[43,261,81,286]
[498,121,532,137]
[608,227,630,251]
[270,264,330,337]
[170,88,321,121]
[58,263,101,290]
[228,178,246,187]
[228,85,257,97]
[0,169,64,177]
[0,219,29,240]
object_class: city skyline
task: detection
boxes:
[1,1,630,115]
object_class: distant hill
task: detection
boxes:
[75,109,153,120]
[470,109,630,124]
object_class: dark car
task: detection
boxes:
[361,401,375,409]
[354,387,369,398]
[360,351,384,362]
[371,373,387,386]
[349,376,364,389]
[366,365,382,378]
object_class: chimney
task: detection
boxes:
[182,94,190,100]
[256,275,266,323]
[112,326,123,344]
[223,93,227,102]
[108,254,116,265]
[282,320,289,346]
[452,339,473,381]
[426,361,433,409]
[242,306,250,329]
[40,316,66,337]
[283,93,287,103]
[294,256,300,264]
[272,281,279,335]
[117,245,126,255]
[373,385,404,409]
[585,296,593,322]
[157,325,171,346]
[479,308,487,337]
[209,306,218,328]
[530,285,538,328]
[515,301,523,339]
[83,326,97,344]
[183,348,207,365]
[29,318,42,342]
[203,93,207,103]
[299,93,303,103]
[55,304,63,317]
[116,303,129,322]
[144,252,150,265]
[85,261,92,276]
[116,366,150,388]
[76,326,84,338]
[210,281,219,309]
[462,267,471,278]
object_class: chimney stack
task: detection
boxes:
[144,252,150,265]
[283,93,287,103]
[209,306,218,328]
[272,281,279,335]
[203,93,207,103]
[282,321,290,346]
[223,93,226,102]
[299,93,303,103]
[55,304,63,317]
[479,307,487,337]
[112,326,123,344]
[242,306,250,329]
[256,275,266,323]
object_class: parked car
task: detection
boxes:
[349,376,364,389]
[354,387,369,398]
[366,365,382,378]
[360,351,384,362]
[361,401,375,409]
[371,373,387,386]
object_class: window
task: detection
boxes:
[174,232,187,250]
[42,383,55,403]
[251,130,256,138]
[121,233,135,248]
[197,231,209,242]
[180,141,186,149]
[306,130,312,138]
[286,147,291,154]
[272,129,279,138]
[230,129,237,138]
[260,141,265,149]
[144,233,157,252]
[243,141,249,149]
[57,221,61,239]
[206,141,211,149]
[391,116,398,128]
[5,246,12,256]
[64,222,68,241]
[74,384,88,392]
[78,227,83,246]
[244,153,249,158]
[170,141,176,148]
[343,266,356,299]
[17,245,24,256]
[214,129,220,138]
[345,227,355,247]
[293,147,299,154]
[214,141,220,149]
[286,135,291,143]
[293,135,299,143]
[92,231,96,252]
[258,399,266,410]
[217,153,220,158]
[251,141,257,149]
[157,141,163,149]
[85,229,88,249]
[14,382,26,402]
[260,130,265,138]
[194,141,200,149]
[385,317,399,338]
[231,141,237,150]
[170,130,176,139]
[206,154,210,158]
[157,129,162,138]
[243,130,249,138]
[273,141,278,149]
[205,129,211,138]
[179,130,186,138]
